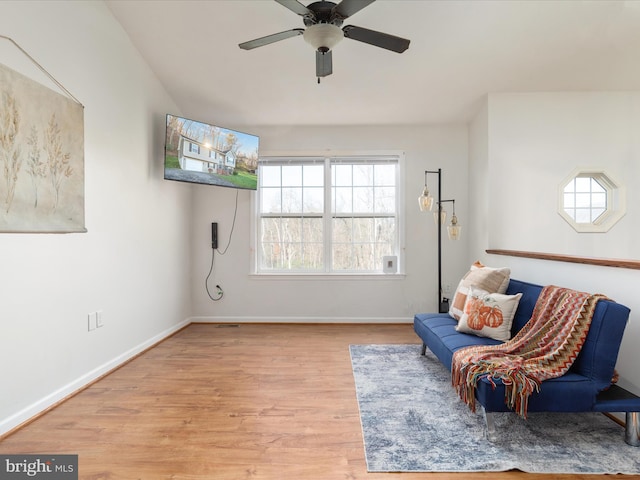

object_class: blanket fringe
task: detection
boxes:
[452,357,541,418]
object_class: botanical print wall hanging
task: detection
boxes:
[0,36,85,233]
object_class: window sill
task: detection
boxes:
[249,273,406,281]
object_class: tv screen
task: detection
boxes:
[164,114,259,190]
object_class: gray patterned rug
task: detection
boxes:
[350,344,640,474]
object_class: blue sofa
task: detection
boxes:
[414,278,640,445]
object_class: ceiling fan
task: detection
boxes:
[238,0,410,80]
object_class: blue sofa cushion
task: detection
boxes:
[570,300,630,390]
[414,313,502,370]
[504,279,542,333]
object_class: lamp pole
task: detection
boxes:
[437,168,443,312]
[422,169,444,312]
[419,168,459,313]
[437,199,456,312]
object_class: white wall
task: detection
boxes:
[468,100,489,258]
[469,92,640,393]
[488,92,640,258]
[0,1,191,434]
[190,125,470,322]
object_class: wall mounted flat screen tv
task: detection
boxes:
[164,114,259,190]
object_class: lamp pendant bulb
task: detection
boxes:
[447,214,461,240]
[418,186,433,211]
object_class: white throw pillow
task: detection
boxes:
[456,288,523,342]
[449,261,511,320]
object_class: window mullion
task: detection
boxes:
[324,157,332,273]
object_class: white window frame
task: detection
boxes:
[252,151,405,277]
[558,168,625,233]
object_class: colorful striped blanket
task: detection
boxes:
[451,285,605,418]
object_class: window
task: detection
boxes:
[563,176,606,223]
[256,154,402,274]
[189,142,200,154]
[558,169,625,233]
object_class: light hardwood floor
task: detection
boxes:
[0,324,622,479]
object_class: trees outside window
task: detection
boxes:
[257,154,401,274]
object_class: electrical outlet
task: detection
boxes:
[96,310,104,328]
[88,312,97,331]
[443,283,453,294]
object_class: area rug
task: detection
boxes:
[350,344,640,474]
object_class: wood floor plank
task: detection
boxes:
[0,324,621,479]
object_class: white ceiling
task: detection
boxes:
[106,0,640,127]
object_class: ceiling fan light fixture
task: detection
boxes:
[303,23,343,51]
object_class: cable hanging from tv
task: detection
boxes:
[205,189,239,302]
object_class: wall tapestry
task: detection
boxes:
[0,60,85,233]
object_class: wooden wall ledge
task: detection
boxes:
[486,249,640,271]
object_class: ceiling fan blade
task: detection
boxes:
[316,49,333,77]
[342,25,410,53]
[332,0,376,20]
[239,29,305,50]
[275,0,314,17]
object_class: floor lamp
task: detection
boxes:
[418,168,461,313]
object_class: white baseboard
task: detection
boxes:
[0,319,191,437]
[189,315,413,324]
